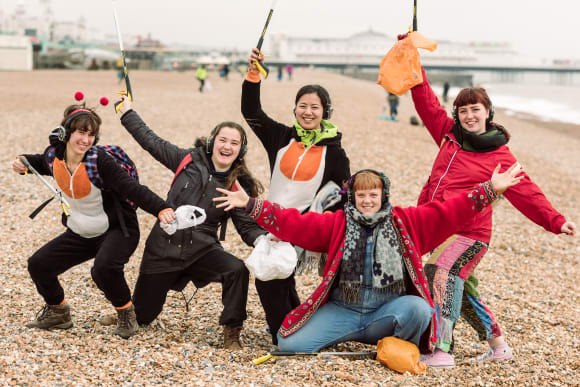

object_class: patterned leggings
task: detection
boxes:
[424,235,502,353]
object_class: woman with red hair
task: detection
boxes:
[410,67,576,367]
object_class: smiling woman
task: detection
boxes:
[241,47,351,346]
[116,96,266,350]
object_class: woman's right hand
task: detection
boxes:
[12,157,27,174]
[248,48,264,72]
[214,180,250,211]
[490,162,524,195]
[118,94,133,115]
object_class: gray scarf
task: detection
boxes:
[339,202,406,303]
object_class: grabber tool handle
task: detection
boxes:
[255,61,269,79]
[114,88,132,113]
[252,353,278,365]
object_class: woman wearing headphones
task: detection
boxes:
[410,65,576,367]
[214,166,524,353]
[117,96,267,350]
[242,48,351,345]
[12,101,175,339]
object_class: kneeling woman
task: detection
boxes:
[118,96,266,349]
[215,167,522,352]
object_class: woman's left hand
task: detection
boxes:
[490,162,524,195]
[214,180,250,211]
[561,221,576,236]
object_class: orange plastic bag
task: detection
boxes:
[377,31,437,96]
[376,337,426,374]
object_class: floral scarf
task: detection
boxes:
[339,202,406,303]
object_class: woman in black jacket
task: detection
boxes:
[242,48,351,344]
[12,102,175,339]
[118,96,266,350]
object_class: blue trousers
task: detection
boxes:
[277,295,432,352]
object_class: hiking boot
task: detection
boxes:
[223,325,243,350]
[26,303,73,330]
[472,343,513,362]
[420,349,455,368]
[114,304,138,339]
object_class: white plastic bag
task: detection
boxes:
[161,205,206,235]
[245,234,297,281]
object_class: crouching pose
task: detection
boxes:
[13,102,175,338]
[118,96,266,349]
[214,166,523,353]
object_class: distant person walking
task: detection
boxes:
[196,64,208,93]
[387,92,400,121]
[443,81,450,103]
[277,65,283,81]
[285,64,293,81]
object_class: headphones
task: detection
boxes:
[343,169,391,206]
[293,85,333,120]
[452,103,495,124]
[205,122,248,161]
[55,109,100,145]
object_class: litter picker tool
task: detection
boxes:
[254,0,277,78]
[412,0,418,31]
[252,350,377,365]
[112,0,133,113]
[19,157,71,218]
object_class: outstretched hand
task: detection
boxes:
[12,157,27,174]
[490,162,524,195]
[117,94,133,115]
[214,180,250,211]
[561,221,576,236]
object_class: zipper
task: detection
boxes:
[430,135,459,202]
[291,146,309,181]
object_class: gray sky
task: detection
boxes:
[5,0,580,60]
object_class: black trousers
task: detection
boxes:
[27,227,140,307]
[133,249,249,327]
[255,274,301,344]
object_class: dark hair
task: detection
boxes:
[60,103,101,138]
[294,84,332,119]
[196,122,264,197]
[453,87,492,111]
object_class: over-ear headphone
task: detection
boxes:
[343,169,391,206]
[205,122,248,161]
[452,103,494,124]
[55,109,100,145]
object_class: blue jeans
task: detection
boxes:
[277,294,433,352]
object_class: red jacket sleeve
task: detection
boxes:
[248,200,343,253]
[411,67,455,146]
[396,182,498,255]
[496,149,566,234]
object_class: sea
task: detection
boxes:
[429,71,580,126]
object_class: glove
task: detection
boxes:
[160,205,207,235]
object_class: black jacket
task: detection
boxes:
[121,110,266,275]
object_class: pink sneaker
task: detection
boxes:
[473,344,513,362]
[420,349,455,368]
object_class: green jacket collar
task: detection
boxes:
[294,120,338,148]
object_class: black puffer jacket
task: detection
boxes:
[121,110,266,275]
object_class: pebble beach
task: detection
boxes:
[0,68,578,386]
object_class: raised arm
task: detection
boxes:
[410,67,456,145]
[118,97,189,172]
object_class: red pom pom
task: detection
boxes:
[99,97,109,106]
[74,91,84,101]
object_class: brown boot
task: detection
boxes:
[114,304,138,339]
[26,303,73,330]
[223,325,243,350]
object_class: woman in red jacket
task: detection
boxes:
[213,167,523,354]
[410,67,576,367]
